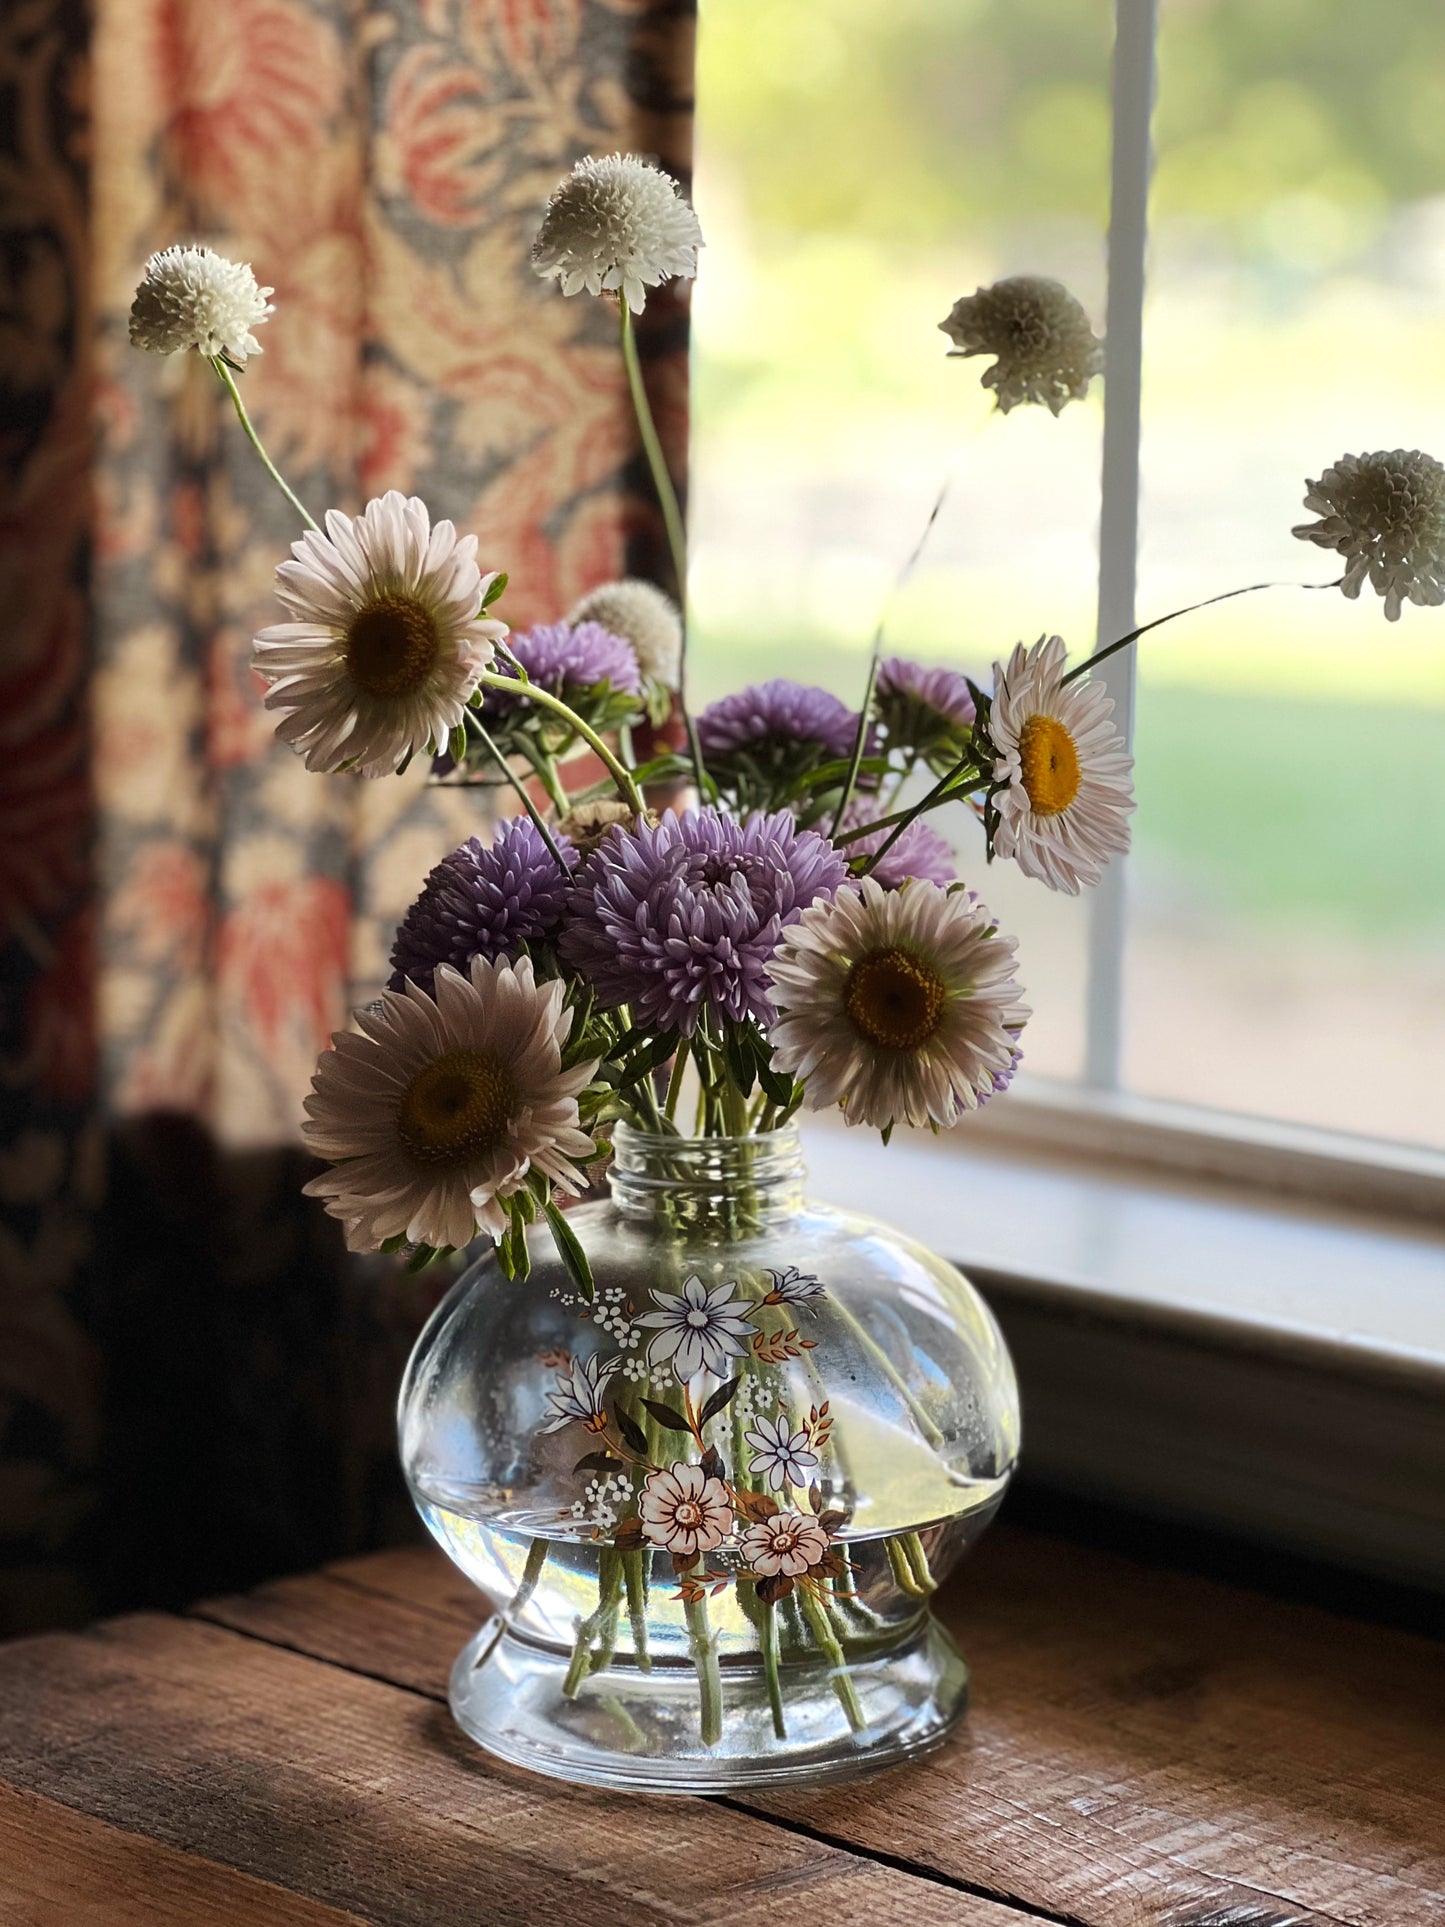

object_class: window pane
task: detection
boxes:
[690,0,1115,1082]
[1127,0,1445,1149]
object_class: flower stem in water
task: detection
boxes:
[684,1581,724,1746]
[622,1548,651,1671]
[798,1584,866,1733]
[757,1591,788,1739]
[510,1537,550,1616]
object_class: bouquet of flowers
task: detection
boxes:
[130,155,1444,1765]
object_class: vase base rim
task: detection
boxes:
[446,1615,969,1794]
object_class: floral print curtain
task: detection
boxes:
[1,0,694,1633]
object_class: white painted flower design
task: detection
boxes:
[540,1352,619,1433]
[743,1414,820,1493]
[637,1274,755,1382]
[639,1462,733,1557]
[740,1510,831,1579]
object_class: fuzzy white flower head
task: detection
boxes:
[128,245,274,362]
[768,877,1030,1133]
[301,952,598,1255]
[1292,449,1445,621]
[989,635,1133,894]
[568,578,683,688]
[940,275,1102,416]
[532,154,703,314]
[252,491,505,777]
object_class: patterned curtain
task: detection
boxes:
[1,0,694,1633]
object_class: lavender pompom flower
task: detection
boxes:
[389,816,577,992]
[839,808,957,890]
[874,658,978,773]
[698,680,864,814]
[560,808,848,1036]
[485,620,643,739]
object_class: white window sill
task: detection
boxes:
[802,1118,1445,1593]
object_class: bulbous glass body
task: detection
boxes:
[399,1124,1019,1792]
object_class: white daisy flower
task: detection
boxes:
[128,244,274,362]
[740,1510,831,1580]
[637,1274,756,1382]
[988,634,1134,893]
[301,952,598,1254]
[568,579,683,688]
[768,877,1030,1133]
[1292,449,1445,621]
[939,275,1102,416]
[252,491,506,777]
[742,1415,819,1493]
[761,1266,826,1309]
[541,1353,620,1434]
[639,1462,732,1557]
[531,154,703,315]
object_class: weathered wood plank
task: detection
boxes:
[0,1784,368,1926]
[0,1614,1027,1927]
[228,1530,1445,1927]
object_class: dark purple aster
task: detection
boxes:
[874,658,977,768]
[698,681,860,764]
[389,816,577,992]
[486,620,642,719]
[840,807,956,890]
[560,808,848,1035]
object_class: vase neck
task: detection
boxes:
[608,1124,806,1231]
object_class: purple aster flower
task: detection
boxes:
[389,816,577,992]
[874,658,978,770]
[698,680,860,764]
[486,620,642,721]
[839,807,957,890]
[560,808,848,1035]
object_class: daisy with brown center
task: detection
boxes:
[988,635,1133,894]
[639,1462,733,1558]
[766,878,1029,1132]
[301,952,598,1253]
[740,1510,831,1580]
[252,490,506,777]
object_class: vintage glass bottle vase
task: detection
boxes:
[398,1122,1019,1793]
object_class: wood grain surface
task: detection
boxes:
[0,1524,1441,1927]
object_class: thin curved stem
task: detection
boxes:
[211,358,318,531]
[617,301,708,799]
[475,671,643,813]
[462,715,571,874]
[1063,577,1343,685]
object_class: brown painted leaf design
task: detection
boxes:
[698,1375,741,1424]
[699,1444,725,1481]
[755,1572,795,1604]
[641,1397,692,1434]
[614,1405,648,1455]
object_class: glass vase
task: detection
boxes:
[397,1122,1020,1792]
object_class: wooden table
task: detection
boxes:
[1,1524,1441,1926]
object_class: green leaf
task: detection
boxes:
[698,1376,740,1426]
[545,1201,594,1302]
[481,570,508,609]
[448,722,467,766]
[756,1051,793,1108]
[721,1024,757,1098]
[614,1406,649,1455]
[641,1397,692,1435]
[379,1233,409,1255]
[395,745,415,778]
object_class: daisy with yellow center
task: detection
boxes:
[301,952,598,1254]
[252,491,506,777]
[988,635,1133,895]
[766,878,1029,1132]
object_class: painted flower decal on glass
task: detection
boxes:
[761,1266,826,1309]
[740,1509,831,1579]
[638,1274,756,1382]
[540,1352,619,1433]
[639,1462,733,1557]
[743,1413,820,1492]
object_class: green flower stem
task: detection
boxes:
[798,1584,866,1733]
[830,647,882,838]
[462,715,571,874]
[826,1293,945,1450]
[210,358,319,532]
[475,671,643,814]
[901,1529,937,1595]
[586,1548,625,1676]
[886,1533,932,1600]
[617,300,708,800]
[758,1593,788,1740]
[663,1035,691,1124]
[1060,578,1332,687]
[623,1549,652,1670]
[684,1583,724,1746]
[509,1536,550,1616]
[563,1549,623,1696]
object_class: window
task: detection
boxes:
[690,0,1445,1159]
